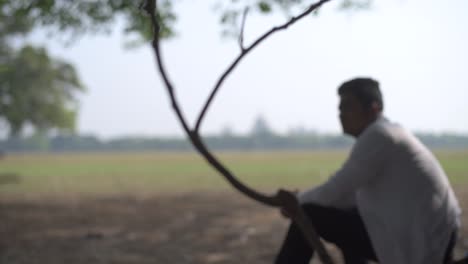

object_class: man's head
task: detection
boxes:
[338,77,383,137]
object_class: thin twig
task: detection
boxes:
[238,7,249,51]
[194,0,331,133]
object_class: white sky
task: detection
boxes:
[32,0,468,139]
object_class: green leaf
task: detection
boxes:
[257,2,272,13]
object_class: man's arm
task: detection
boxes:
[298,126,391,208]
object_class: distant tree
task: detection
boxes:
[0,0,179,137]
[250,115,274,137]
[220,124,235,137]
[0,0,370,42]
[0,45,83,136]
[0,1,172,43]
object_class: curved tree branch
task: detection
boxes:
[143,0,191,136]
[144,0,277,206]
[143,1,334,263]
[194,0,331,133]
[191,133,280,206]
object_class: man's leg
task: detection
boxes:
[443,230,458,264]
[275,220,314,264]
[274,203,377,264]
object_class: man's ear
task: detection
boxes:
[370,101,382,114]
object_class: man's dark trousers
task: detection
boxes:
[274,203,458,264]
[274,203,377,264]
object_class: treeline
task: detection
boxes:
[1,132,468,153]
[0,133,353,152]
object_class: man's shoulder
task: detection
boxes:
[369,117,407,136]
[365,117,428,153]
[358,117,416,148]
[361,117,395,138]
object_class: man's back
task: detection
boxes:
[298,117,461,263]
[355,117,461,263]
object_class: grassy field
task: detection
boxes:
[0,149,467,197]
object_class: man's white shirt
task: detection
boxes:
[298,116,461,264]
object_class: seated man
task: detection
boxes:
[275,78,461,264]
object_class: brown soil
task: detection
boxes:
[1,189,467,264]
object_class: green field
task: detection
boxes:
[0,150,467,197]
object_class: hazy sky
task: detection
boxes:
[32,0,468,139]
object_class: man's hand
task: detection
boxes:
[280,206,293,218]
[277,189,299,219]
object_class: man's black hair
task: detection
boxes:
[338,77,384,111]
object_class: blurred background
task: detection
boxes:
[1,0,467,263]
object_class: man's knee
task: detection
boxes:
[300,203,364,246]
[300,203,353,233]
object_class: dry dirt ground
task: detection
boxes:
[1,189,468,264]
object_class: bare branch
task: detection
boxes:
[194,0,331,133]
[191,133,280,206]
[238,7,249,52]
[145,1,335,263]
[144,0,191,135]
[145,0,281,207]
